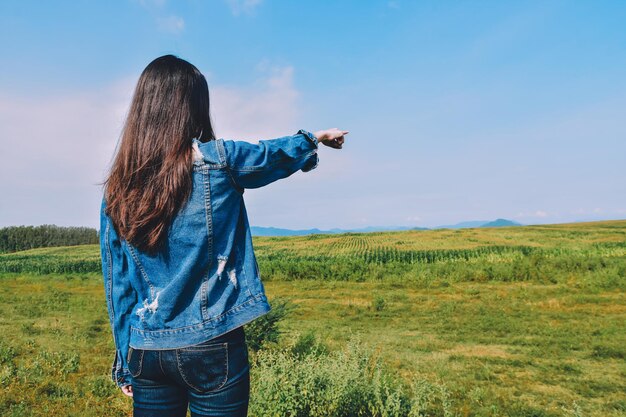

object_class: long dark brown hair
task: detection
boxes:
[102,55,215,254]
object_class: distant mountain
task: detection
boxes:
[250,219,521,236]
[481,218,523,228]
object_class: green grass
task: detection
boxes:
[267,280,625,416]
[0,220,625,416]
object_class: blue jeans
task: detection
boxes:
[128,325,250,416]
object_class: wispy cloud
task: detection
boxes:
[157,15,185,34]
[133,0,184,34]
[225,0,263,16]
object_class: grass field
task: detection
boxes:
[0,220,625,416]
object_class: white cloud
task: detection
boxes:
[210,64,300,140]
[157,15,185,34]
[0,77,135,228]
[0,64,303,228]
[225,0,262,16]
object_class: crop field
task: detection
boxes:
[0,220,625,416]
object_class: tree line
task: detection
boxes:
[0,225,98,253]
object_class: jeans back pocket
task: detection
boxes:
[175,342,228,393]
[127,347,145,378]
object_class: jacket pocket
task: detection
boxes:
[175,342,228,393]
[127,347,144,378]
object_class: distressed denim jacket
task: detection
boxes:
[99,129,319,387]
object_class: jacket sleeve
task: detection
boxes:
[100,199,137,388]
[221,129,319,190]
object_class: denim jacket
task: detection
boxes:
[99,129,319,387]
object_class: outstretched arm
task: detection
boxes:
[222,128,348,190]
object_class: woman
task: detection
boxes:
[99,54,348,417]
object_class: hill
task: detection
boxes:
[480,218,522,227]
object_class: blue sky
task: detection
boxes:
[1,0,625,230]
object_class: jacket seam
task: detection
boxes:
[105,221,114,329]
[105,219,128,386]
[127,244,155,298]
[104,220,119,383]
[130,293,266,335]
[200,163,214,322]
[104,219,118,383]
[216,138,245,195]
[202,166,214,263]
